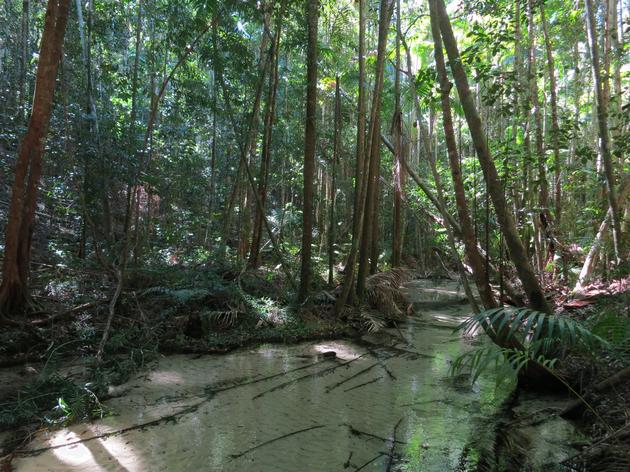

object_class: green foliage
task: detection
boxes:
[0,370,106,430]
[451,307,611,389]
[458,307,609,356]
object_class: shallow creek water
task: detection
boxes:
[13,280,581,471]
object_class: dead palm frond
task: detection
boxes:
[365,268,413,318]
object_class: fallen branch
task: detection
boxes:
[229,425,325,460]
[355,452,388,471]
[386,417,404,472]
[325,362,382,393]
[252,353,369,400]
[343,376,383,392]
[346,424,407,445]
[29,299,109,326]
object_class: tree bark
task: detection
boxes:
[249,1,286,268]
[435,0,552,314]
[584,0,623,263]
[429,0,495,310]
[298,0,319,301]
[0,0,71,315]
[328,76,341,285]
[335,0,367,312]
[391,0,403,268]
[356,0,395,299]
[540,4,561,225]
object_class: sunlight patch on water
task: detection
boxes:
[51,432,100,469]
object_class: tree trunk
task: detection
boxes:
[249,1,286,268]
[298,0,319,301]
[429,0,496,310]
[0,0,71,315]
[540,4,561,225]
[16,0,29,119]
[436,0,552,314]
[356,0,395,299]
[391,0,403,268]
[335,0,367,312]
[575,175,630,291]
[584,0,623,264]
[328,76,341,285]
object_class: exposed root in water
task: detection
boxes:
[228,425,326,460]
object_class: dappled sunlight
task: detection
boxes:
[50,432,102,470]
[95,432,144,472]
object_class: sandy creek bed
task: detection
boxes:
[11,280,581,471]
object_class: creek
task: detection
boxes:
[12,279,583,471]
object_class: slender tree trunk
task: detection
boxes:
[249,1,286,268]
[429,0,495,310]
[540,5,561,225]
[16,0,29,119]
[328,76,341,285]
[356,0,395,298]
[575,176,630,291]
[335,0,367,311]
[436,0,552,314]
[527,0,550,282]
[392,0,403,267]
[584,0,623,263]
[298,0,319,301]
[0,0,71,315]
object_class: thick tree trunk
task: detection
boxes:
[436,0,552,314]
[429,0,495,310]
[0,0,71,315]
[298,0,319,301]
[584,0,623,263]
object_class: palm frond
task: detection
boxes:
[456,307,610,354]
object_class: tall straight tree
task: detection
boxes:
[391,0,403,267]
[435,0,552,314]
[299,0,319,301]
[584,0,623,264]
[540,4,561,224]
[0,0,71,315]
[356,0,395,298]
[249,0,286,268]
[335,0,367,312]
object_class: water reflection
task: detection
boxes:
[13,280,578,471]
